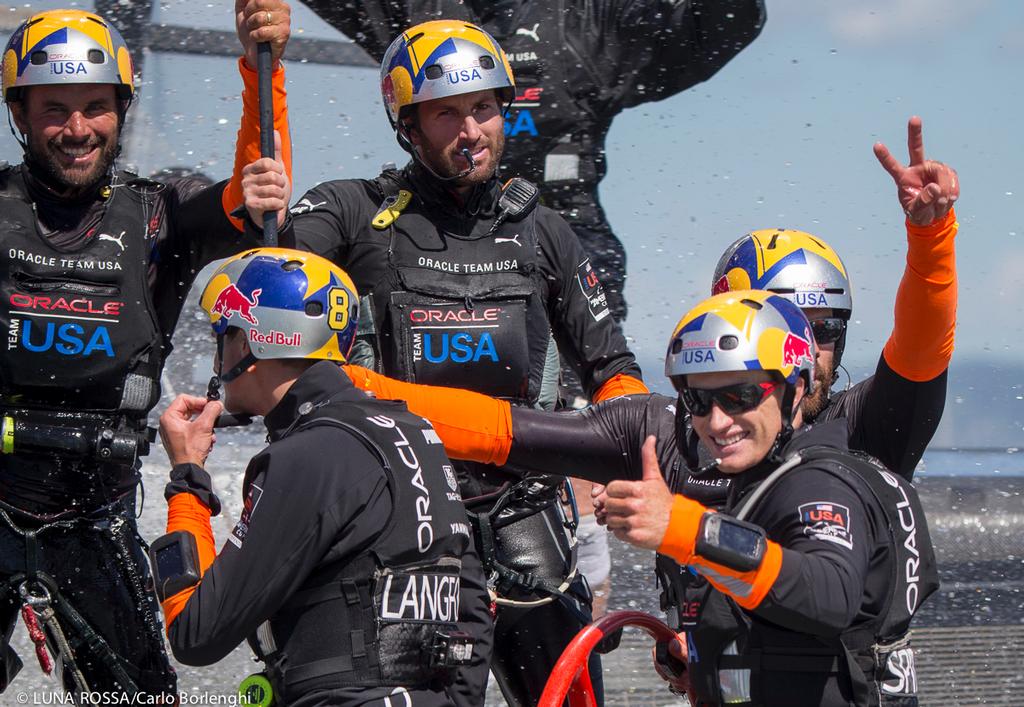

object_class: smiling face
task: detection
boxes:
[406,88,505,191]
[686,369,805,474]
[12,83,121,192]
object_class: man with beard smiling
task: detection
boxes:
[0,4,292,699]
[243,19,649,706]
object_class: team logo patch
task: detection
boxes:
[576,259,609,322]
[443,464,458,492]
[798,501,852,549]
[229,483,263,548]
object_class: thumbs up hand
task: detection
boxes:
[604,436,675,550]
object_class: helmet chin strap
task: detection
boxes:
[767,383,798,464]
[6,109,27,151]
[675,400,721,477]
[206,333,257,427]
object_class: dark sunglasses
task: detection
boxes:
[810,317,846,346]
[680,381,780,417]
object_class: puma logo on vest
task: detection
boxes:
[516,23,540,42]
[494,234,522,247]
[97,231,126,251]
[291,197,327,215]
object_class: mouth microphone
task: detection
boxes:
[207,374,254,427]
[413,145,478,182]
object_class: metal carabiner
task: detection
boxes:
[17,579,51,609]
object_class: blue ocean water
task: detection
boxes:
[917,448,1024,477]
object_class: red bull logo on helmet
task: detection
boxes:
[781,331,812,367]
[211,285,261,326]
[712,274,730,295]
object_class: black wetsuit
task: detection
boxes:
[509,406,938,705]
[817,356,947,483]
[282,163,643,705]
[168,362,488,707]
[299,0,766,319]
[0,164,252,697]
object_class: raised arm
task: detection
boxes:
[219,0,294,230]
[874,116,958,383]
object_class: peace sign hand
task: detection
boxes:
[873,116,959,226]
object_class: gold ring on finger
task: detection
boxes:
[264,11,273,26]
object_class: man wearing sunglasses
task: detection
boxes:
[328,114,956,700]
[341,288,940,705]
[600,289,938,706]
[709,130,957,483]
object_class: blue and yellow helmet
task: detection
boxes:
[711,229,853,319]
[380,19,515,129]
[200,248,359,364]
[2,9,135,103]
[665,289,816,392]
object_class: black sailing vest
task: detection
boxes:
[683,447,939,707]
[254,399,474,700]
[0,168,162,414]
[365,171,551,405]
[485,1,610,222]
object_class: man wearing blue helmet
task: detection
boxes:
[153,248,487,707]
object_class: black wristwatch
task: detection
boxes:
[695,512,767,573]
[148,530,202,602]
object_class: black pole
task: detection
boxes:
[257,42,278,246]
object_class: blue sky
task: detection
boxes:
[3,1,1022,437]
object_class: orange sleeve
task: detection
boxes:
[343,365,513,466]
[657,494,783,610]
[694,542,783,611]
[220,58,292,230]
[161,493,217,631]
[592,372,650,403]
[656,494,708,565]
[881,208,958,382]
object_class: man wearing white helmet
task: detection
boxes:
[342,289,941,706]
[243,18,650,706]
[0,4,292,698]
[706,116,958,483]
[298,0,766,322]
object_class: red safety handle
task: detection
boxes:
[20,605,53,675]
[538,610,680,707]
